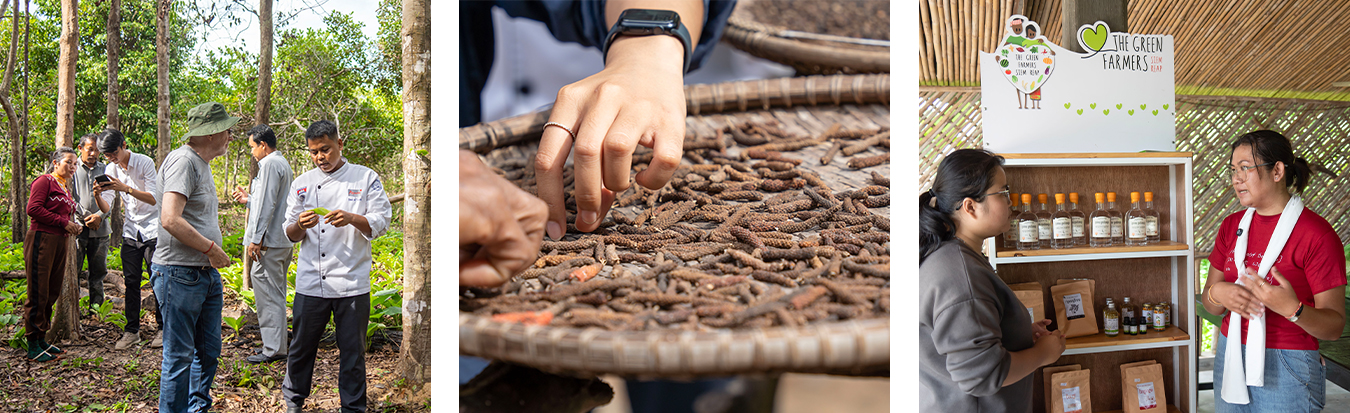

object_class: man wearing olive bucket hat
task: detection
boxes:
[153,101,238,413]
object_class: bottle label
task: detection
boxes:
[1038,219,1051,240]
[1105,316,1119,333]
[1062,293,1085,320]
[1007,219,1019,239]
[1146,216,1159,236]
[1019,220,1038,242]
[1129,324,1138,334]
[1092,216,1111,237]
[1028,308,1035,321]
[1053,217,1072,239]
[1071,216,1085,237]
[1154,312,1166,329]
[1111,217,1124,237]
[1136,382,1158,409]
[1129,217,1147,239]
[1061,386,1082,413]
[1142,308,1152,321]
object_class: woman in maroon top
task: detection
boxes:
[1201,130,1345,411]
[23,147,81,362]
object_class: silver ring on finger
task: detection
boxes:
[544,122,577,140]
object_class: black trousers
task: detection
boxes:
[283,292,369,413]
[122,235,161,334]
[76,232,108,308]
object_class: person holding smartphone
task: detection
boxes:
[98,128,166,350]
[73,133,114,312]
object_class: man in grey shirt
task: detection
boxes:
[73,133,112,310]
[153,102,237,413]
[230,124,294,364]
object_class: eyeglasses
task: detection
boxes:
[983,189,1011,203]
[1229,162,1273,182]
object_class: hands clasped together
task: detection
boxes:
[1212,266,1303,320]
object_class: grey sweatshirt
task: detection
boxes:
[920,239,1035,413]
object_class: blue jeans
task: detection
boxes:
[152,264,223,413]
[1215,333,1326,412]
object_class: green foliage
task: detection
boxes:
[93,300,127,330]
[8,326,25,350]
[222,315,244,340]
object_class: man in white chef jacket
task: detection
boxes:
[281,120,392,413]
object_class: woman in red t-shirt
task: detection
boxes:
[1201,130,1345,412]
[22,147,81,362]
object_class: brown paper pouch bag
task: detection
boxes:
[1123,364,1167,413]
[1043,364,1081,413]
[1050,369,1093,413]
[1055,278,1097,293]
[1118,360,1157,406]
[1051,280,1099,338]
[1010,282,1045,322]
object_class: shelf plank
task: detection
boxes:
[1097,405,1183,413]
[1001,152,1193,159]
[1064,326,1190,353]
[996,241,1190,258]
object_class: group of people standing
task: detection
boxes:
[22,101,393,413]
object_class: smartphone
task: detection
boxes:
[94,174,112,186]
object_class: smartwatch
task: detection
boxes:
[603,9,692,74]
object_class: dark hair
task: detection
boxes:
[78,133,99,149]
[96,128,125,154]
[248,124,277,149]
[1230,130,1314,192]
[920,149,1005,263]
[304,120,339,142]
[44,146,77,173]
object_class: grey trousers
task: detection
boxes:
[76,233,109,308]
[251,246,293,358]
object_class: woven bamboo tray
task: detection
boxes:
[459,74,890,378]
[721,0,889,75]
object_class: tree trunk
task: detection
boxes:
[6,0,23,242]
[243,0,275,292]
[106,0,121,250]
[397,0,430,395]
[155,0,169,165]
[48,0,79,344]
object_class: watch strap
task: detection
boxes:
[1289,302,1305,322]
[603,11,693,74]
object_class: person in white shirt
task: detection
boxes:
[230,125,294,364]
[97,128,165,350]
[281,120,391,413]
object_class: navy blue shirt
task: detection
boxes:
[460,0,737,127]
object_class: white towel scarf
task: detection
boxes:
[1221,195,1303,404]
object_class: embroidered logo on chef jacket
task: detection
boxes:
[348,188,362,201]
[296,186,308,203]
[371,179,383,192]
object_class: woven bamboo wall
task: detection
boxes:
[918,90,1350,252]
[919,0,1350,100]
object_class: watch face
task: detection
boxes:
[620,9,680,31]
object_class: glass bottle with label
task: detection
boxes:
[1103,299,1120,337]
[1069,192,1087,246]
[1036,194,1053,249]
[1144,191,1161,243]
[1107,192,1125,245]
[1127,192,1149,246]
[1017,193,1040,250]
[1153,302,1167,331]
[1089,193,1113,247]
[1005,192,1020,249]
[1051,193,1074,249]
[1139,303,1152,335]
[1121,297,1136,335]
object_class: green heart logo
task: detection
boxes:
[1064,103,1071,109]
[1078,22,1110,52]
[1116,103,1123,110]
[1103,109,1110,115]
[1163,104,1170,110]
[1140,104,1147,110]
[1090,103,1097,109]
[1152,110,1159,115]
[1077,109,1084,115]
[1129,110,1135,116]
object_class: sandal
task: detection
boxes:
[25,339,59,362]
[37,338,62,354]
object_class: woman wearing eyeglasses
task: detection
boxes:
[1203,130,1345,412]
[920,149,1066,412]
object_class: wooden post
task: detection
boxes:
[1060,0,1128,54]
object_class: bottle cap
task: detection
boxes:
[1021,193,1033,204]
[1010,193,1019,207]
[1131,192,1141,203]
[1108,192,1117,202]
[1145,192,1154,202]
[1070,192,1080,204]
[1094,192,1105,203]
[1055,193,1065,204]
[1038,193,1048,204]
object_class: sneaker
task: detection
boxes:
[149,330,163,348]
[114,332,139,350]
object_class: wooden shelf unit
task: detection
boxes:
[987,152,1197,413]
